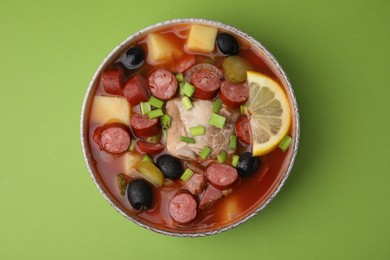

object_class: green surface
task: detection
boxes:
[1,0,389,259]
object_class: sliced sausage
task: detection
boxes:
[136,141,164,156]
[148,68,178,100]
[199,185,223,209]
[169,193,197,224]
[235,116,251,144]
[191,69,221,100]
[130,113,161,138]
[122,75,149,105]
[102,69,123,96]
[219,80,248,107]
[99,125,131,154]
[205,163,238,189]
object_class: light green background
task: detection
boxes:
[1,0,389,259]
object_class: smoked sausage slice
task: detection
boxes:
[205,163,238,190]
[191,69,221,100]
[136,141,164,156]
[219,80,248,107]
[235,116,251,144]
[130,113,161,138]
[122,75,149,105]
[95,125,131,154]
[169,193,197,224]
[102,69,123,96]
[148,68,178,100]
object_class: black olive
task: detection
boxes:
[237,152,260,177]
[216,33,240,56]
[127,179,152,210]
[156,154,183,180]
[122,46,145,69]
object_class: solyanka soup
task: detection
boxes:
[81,19,299,237]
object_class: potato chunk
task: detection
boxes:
[90,96,130,126]
[147,33,182,64]
[186,24,218,53]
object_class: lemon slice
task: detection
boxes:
[246,71,291,156]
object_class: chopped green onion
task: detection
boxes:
[182,96,194,110]
[190,125,205,136]
[240,104,248,115]
[180,136,196,144]
[278,135,293,152]
[179,82,185,95]
[209,113,226,128]
[148,108,163,119]
[212,98,222,113]
[217,150,227,163]
[182,82,195,97]
[180,168,194,182]
[199,146,212,159]
[229,135,237,150]
[140,102,151,115]
[231,155,239,167]
[129,139,136,151]
[141,154,153,163]
[175,72,184,83]
[161,114,171,128]
[148,96,164,108]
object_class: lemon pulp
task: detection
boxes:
[246,71,291,156]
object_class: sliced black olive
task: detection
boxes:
[237,152,260,177]
[156,154,183,180]
[122,46,145,69]
[216,33,240,56]
[127,179,152,210]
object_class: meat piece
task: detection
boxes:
[130,113,161,138]
[235,116,251,144]
[122,75,149,106]
[169,193,197,224]
[191,69,221,100]
[136,141,164,156]
[219,80,248,107]
[199,185,223,209]
[95,125,131,154]
[165,98,239,160]
[102,69,123,96]
[182,173,207,195]
[206,163,238,189]
[148,68,178,100]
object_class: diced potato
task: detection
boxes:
[147,33,182,63]
[122,152,144,174]
[90,96,130,126]
[186,24,218,53]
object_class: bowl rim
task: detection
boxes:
[80,18,300,237]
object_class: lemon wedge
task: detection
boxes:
[246,71,291,156]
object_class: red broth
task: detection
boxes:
[86,23,295,234]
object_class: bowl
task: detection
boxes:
[80,18,299,237]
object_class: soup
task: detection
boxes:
[82,20,297,236]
